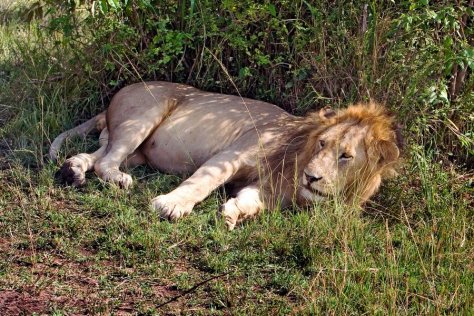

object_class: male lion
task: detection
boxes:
[51,81,402,230]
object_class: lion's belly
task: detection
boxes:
[143,126,230,174]
[141,102,265,174]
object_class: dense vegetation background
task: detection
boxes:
[0,0,473,314]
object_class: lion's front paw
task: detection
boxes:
[151,194,194,221]
[55,158,86,187]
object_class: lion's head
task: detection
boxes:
[261,102,403,207]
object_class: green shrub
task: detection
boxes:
[2,0,472,168]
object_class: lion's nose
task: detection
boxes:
[304,172,322,184]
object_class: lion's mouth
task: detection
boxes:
[304,184,329,197]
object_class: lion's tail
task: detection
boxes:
[49,111,107,161]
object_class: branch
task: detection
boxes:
[156,272,230,309]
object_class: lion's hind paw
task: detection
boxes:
[55,158,87,187]
[101,170,133,189]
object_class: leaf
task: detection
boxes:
[461,47,474,70]
[107,0,120,10]
[444,60,453,76]
[239,67,251,78]
[267,4,276,17]
[438,86,449,104]
[302,0,318,17]
[99,0,109,14]
[443,36,452,49]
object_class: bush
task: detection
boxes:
[1,0,473,167]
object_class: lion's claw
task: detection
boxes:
[151,194,194,221]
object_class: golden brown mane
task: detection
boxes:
[254,102,402,206]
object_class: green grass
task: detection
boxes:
[1,153,472,314]
[1,1,473,315]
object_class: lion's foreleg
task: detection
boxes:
[221,185,264,230]
[152,150,243,221]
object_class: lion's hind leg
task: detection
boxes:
[222,185,264,230]
[94,117,160,189]
[57,127,146,187]
[93,93,180,189]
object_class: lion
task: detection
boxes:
[50,81,402,230]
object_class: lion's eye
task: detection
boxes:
[319,140,325,148]
[339,152,353,160]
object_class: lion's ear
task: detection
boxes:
[379,140,399,165]
[377,140,400,178]
[368,140,400,169]
[319,107,336,120]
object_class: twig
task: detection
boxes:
[156,272,230,309]
[360,4,368,36]
[30,75,64,83]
